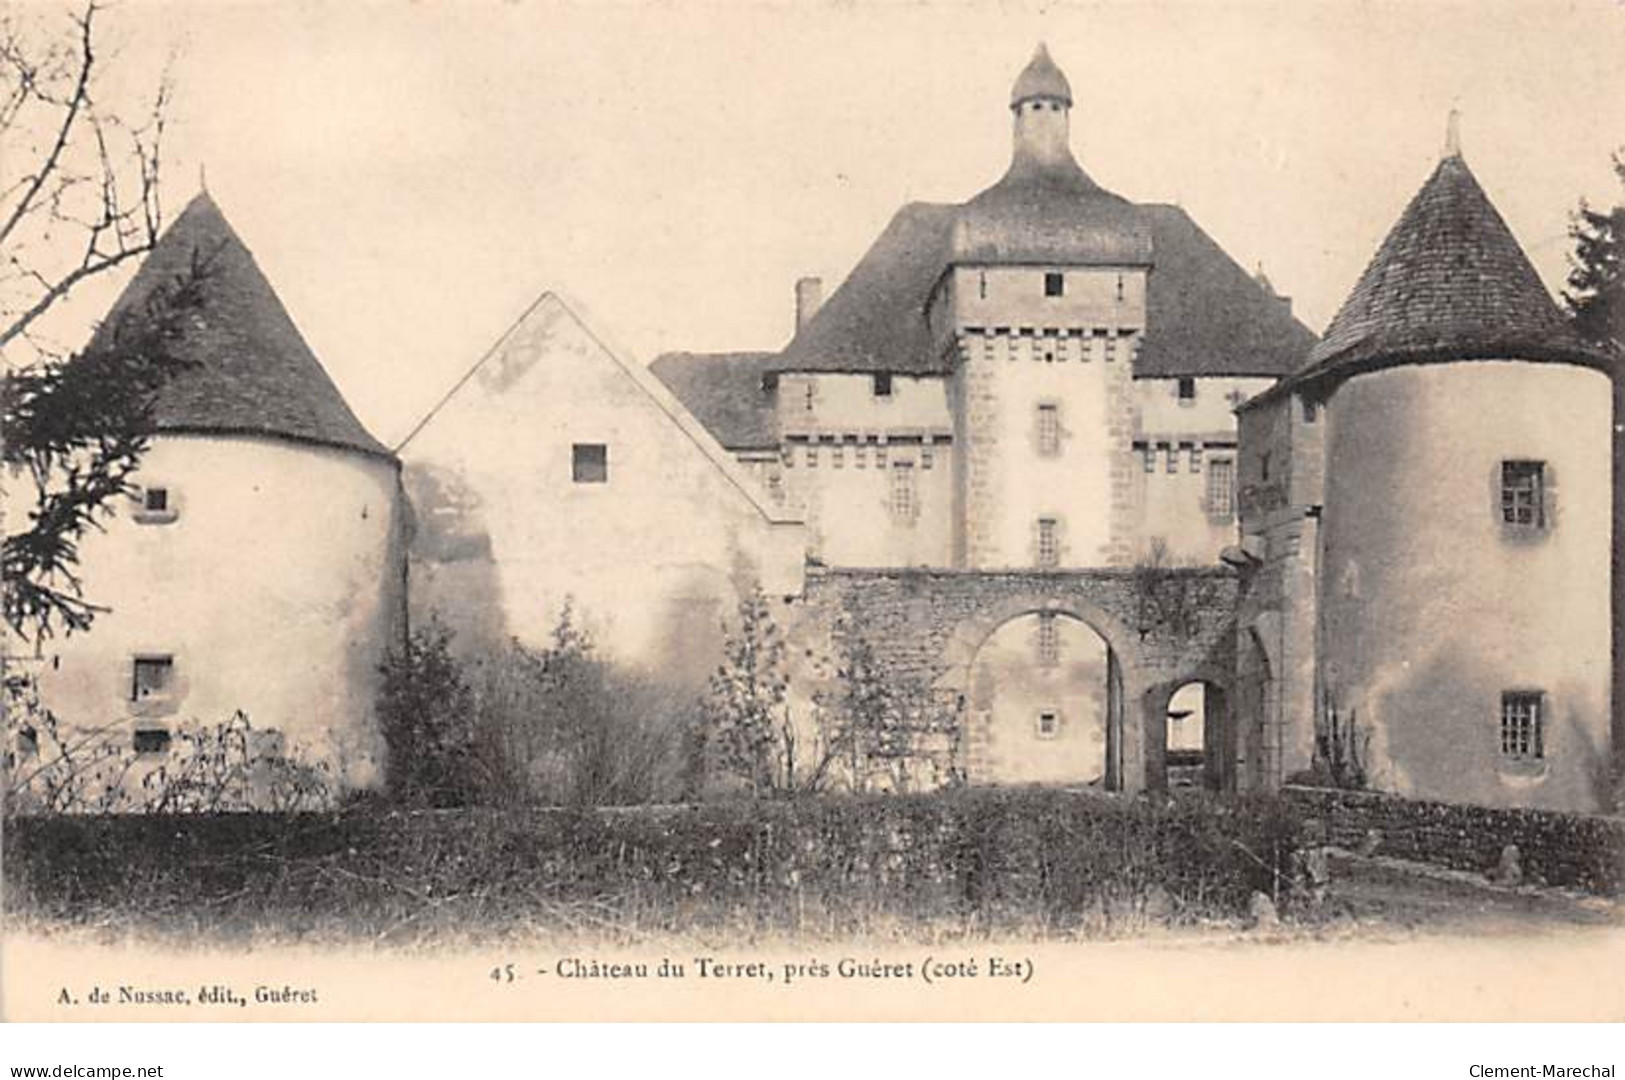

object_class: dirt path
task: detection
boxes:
[1323,849,1621,938]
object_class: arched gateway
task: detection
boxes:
[801,568,1237,795]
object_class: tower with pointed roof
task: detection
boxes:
[29,192,407,799]
[1233,129,1616,810]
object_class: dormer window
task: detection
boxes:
[1044,272,1065,298]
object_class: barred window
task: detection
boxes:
[1207,459,1235,518]
[1501,460,1545,528]
[1036,517,1059,568]
[1500,692,1544,760]
[1036,613,1060,667]
[890,462,916,520]
[1037,403,1061,457]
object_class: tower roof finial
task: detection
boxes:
[1443,107,1462,159]
[1010,42,1073,109]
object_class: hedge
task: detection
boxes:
[3,788,1301,942]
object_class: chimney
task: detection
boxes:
[795,276,823,334]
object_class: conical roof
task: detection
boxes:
[1301,151,1611,382]
[1010,43,1072,108]
[91,193,392,459]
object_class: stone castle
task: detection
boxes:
[17,47,1619,812]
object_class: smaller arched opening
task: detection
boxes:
[1159,680,1230,791]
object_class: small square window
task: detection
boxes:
[1500,692,1544,760]
[1177,377,1197,401]
[571,443,608,484]
[1036,709,1060,739]
[133,727,172,756]
[1501,461,1545,528]
[873,373,893,397]
[1044,272,1065,297]
[133,484,178,523]
[131,656,174,703]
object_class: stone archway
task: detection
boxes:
[1144,675,1233,792]
[935,594,1148,791]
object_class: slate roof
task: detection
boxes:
[1294,152,1613,386]
[770,196,1316,379]
[91,192,392,459]
[649,351,779,451]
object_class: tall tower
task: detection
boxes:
[937,44,1151,569]
[1309,131,1616,811]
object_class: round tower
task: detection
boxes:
[29,193,406,799]
[1308,133,1616,812]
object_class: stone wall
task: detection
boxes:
[792,566,1238,792]
[1284,785,1624,894]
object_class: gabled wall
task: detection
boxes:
[401,294,806,686]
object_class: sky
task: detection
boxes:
[16,0,1625,445]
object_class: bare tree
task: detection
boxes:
[2,0,170,355]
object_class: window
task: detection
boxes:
[1176,377,1196,402]
[1036,517,1059,568]
[854,444,867,469]
[131,656,174,703]
[133,484,177,524]
[805,445,819,469]
[1044,272,1065,297]
[1501,460,1545,528]
[133,727,172,756]
[1165,445,1178,474]
[1104,336,1118,362]
[889,463,916,520]
[1190,445,1204,473]
[920,446,934,470]
[1036,403,1061,457]
[1036,709,1060,739]
[1206,459,1235,518]
[1143,446,1156,473]
[571,443,608,484]
[1500,692,1544,760]
[875,445,888,469]
[1036,613,1059,667]
[832,444,845,469]
[873,373,894,397]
